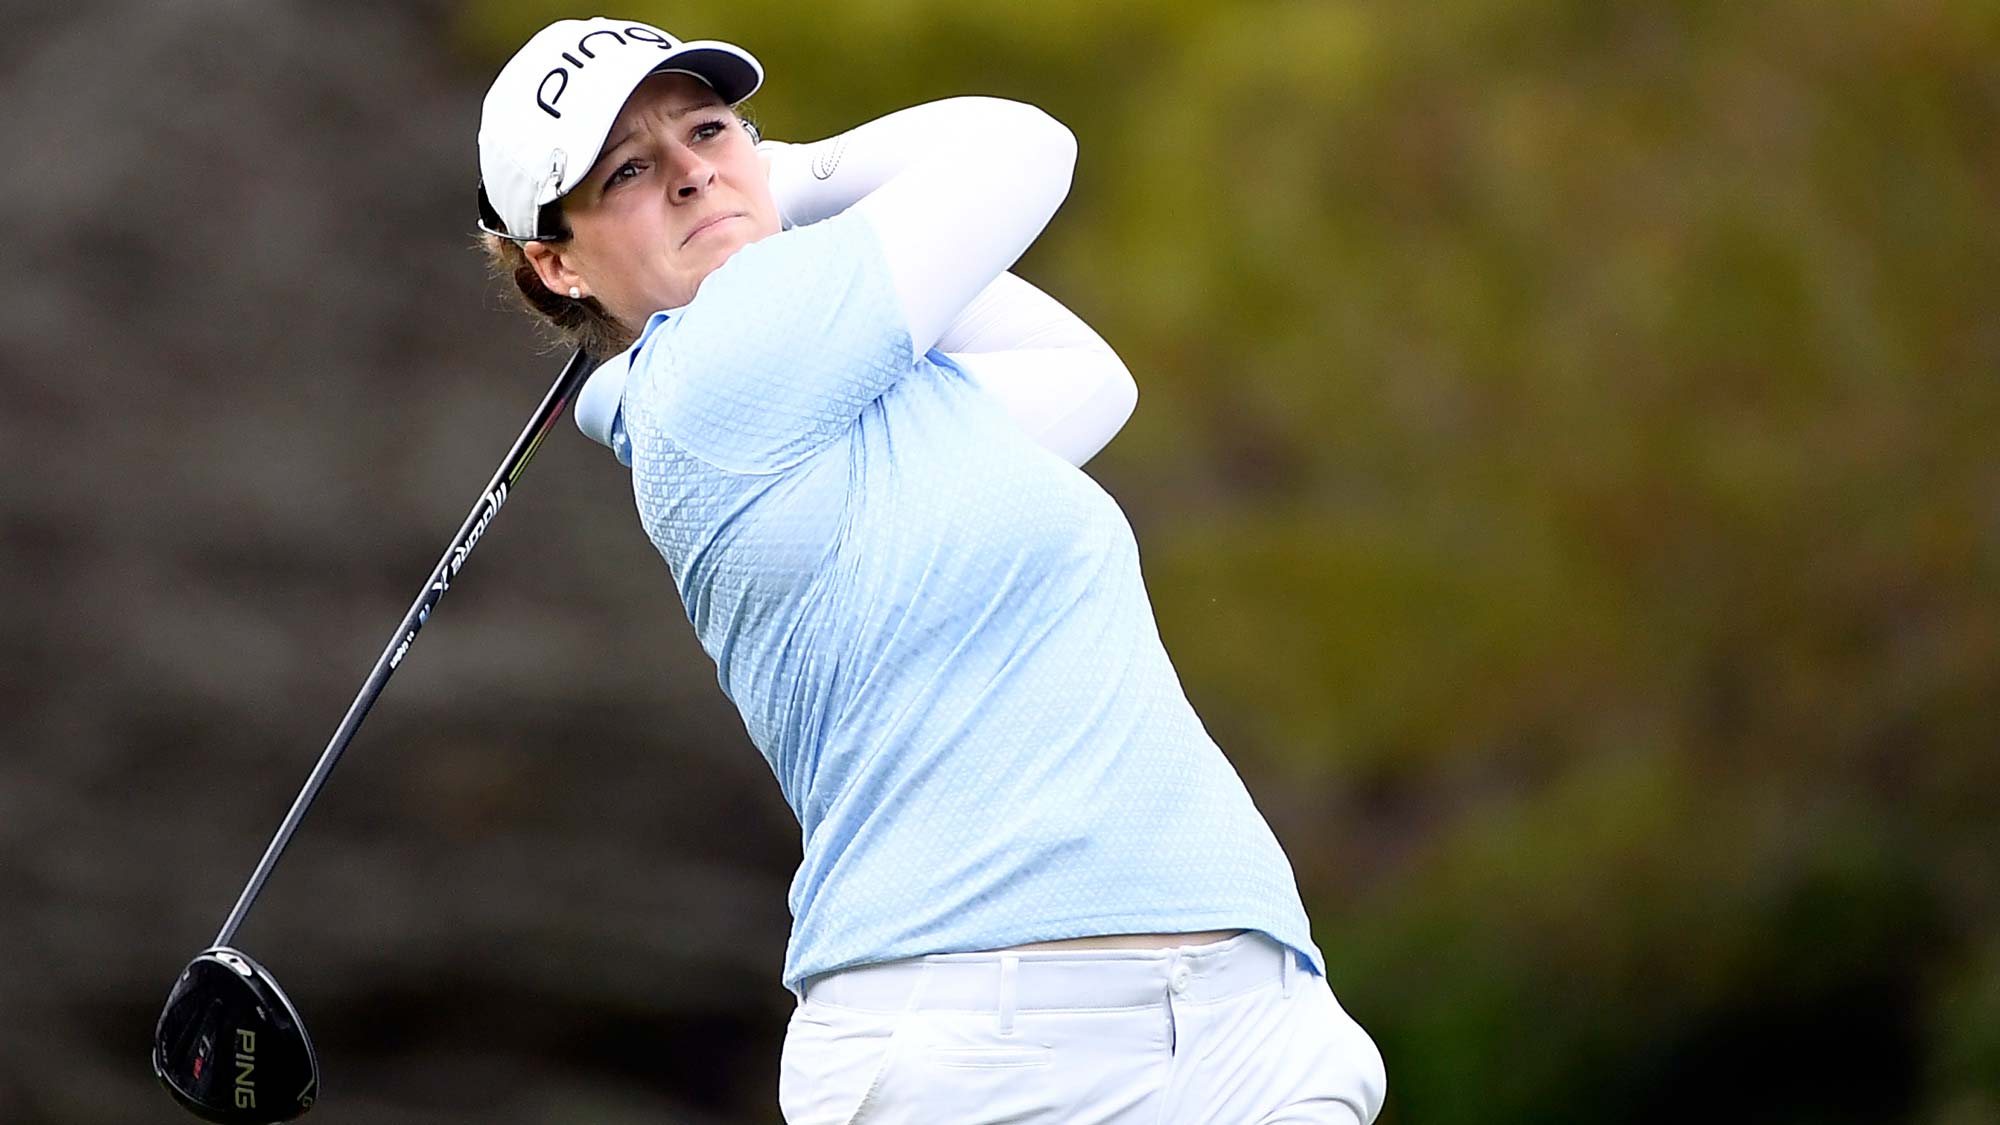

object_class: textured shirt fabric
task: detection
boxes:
[576,271,1137,471]
[613,212,1323,990]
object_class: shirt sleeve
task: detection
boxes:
[935,272,1137,467]
[946,349,1137,467]
[622,213,913,474]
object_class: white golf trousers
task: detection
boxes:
[779,932,1386,1124]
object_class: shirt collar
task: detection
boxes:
[574,308,680,458]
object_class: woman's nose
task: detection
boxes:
[665,141,715,200]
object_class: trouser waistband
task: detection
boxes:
[799,931,1302,1012]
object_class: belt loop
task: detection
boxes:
[998,954,1019,1036]
[1280,947,1297,998]
[905,960,935,1013]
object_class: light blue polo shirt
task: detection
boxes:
[599,213,1323,990]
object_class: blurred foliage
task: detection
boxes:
[457,1,2000,1121]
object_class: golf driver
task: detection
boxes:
[153,347,595,1123]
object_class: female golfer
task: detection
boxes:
[476,17,1385,1124]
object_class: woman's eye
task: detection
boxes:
[606,160,641,189]
[692,120,727,142]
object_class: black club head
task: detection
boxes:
[153,948,319,1123]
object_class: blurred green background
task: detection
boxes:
[3,0,1994,1121]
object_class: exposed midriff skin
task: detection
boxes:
[1004,929,1246,952]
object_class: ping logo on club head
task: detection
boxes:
[234,1028,256,1110]
[536,26,679,118]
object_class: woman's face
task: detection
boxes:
[524,71,781,327]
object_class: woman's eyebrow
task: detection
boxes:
[596,99,727,173]
[600,129,638,162]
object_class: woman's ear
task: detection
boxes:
[522,240,585,299]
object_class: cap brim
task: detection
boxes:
[654,41,763,106]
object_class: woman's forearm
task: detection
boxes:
[763,98,1077,358]
[764,98,1068,229]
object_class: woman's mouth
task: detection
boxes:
[682,213,743,246]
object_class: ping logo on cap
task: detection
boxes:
[536,26,680,119]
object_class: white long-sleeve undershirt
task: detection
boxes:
[934,273,1136,467]
[762,99,1135,466]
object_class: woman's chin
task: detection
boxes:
[667,226,775,308]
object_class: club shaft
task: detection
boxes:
[213,349,594,949]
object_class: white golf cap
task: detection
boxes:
[477,17,762,240]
